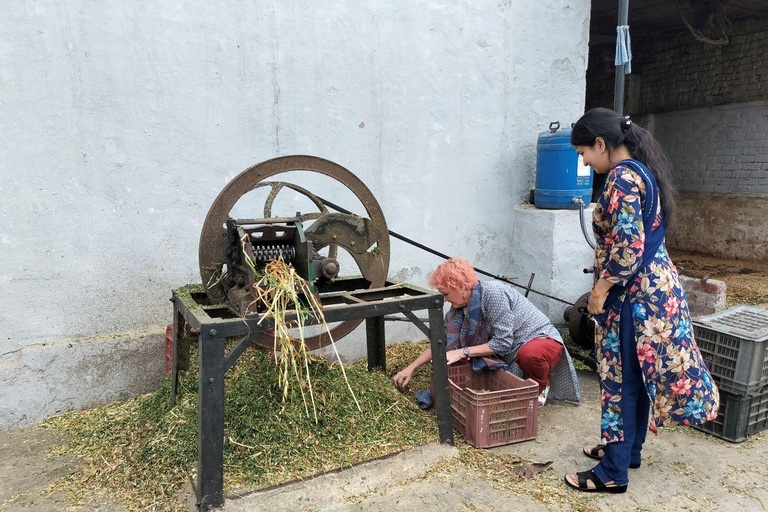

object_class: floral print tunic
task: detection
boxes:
[593,163,719,443]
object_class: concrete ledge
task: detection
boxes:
[0,331,165,429]
[509,204,594,322]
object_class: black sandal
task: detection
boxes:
[582,444,641,468]
[564,469,627,494]
[582,444,606,461]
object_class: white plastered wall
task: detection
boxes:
[0,0,590,427]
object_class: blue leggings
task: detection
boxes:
[593,297,650,486]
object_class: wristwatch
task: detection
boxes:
[463,347,471,360]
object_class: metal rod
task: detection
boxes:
[316,198,510,282]
[613,0,630,114]
[315,196,574,306]
[224,334,253,372]
[524,273,535,298]
[383,314,430,323]
[402,310,431,338]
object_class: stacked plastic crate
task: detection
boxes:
[693,306,768,442]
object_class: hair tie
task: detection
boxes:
[621,115,632,133]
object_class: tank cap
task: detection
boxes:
[549,121,560,133]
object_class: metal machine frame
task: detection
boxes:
[170,277,454,511]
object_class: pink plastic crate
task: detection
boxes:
[443,364,539,448]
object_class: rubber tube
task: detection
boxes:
[573,198,596,249]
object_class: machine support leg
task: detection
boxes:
[170,302,182,407]
[366,316,386,371]
[197,331,226,511]
[429,306,453,445]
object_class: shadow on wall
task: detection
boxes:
[667,191,768,261]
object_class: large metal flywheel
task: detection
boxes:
[198,155,390,351]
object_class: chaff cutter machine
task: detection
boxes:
[169,155,453,511]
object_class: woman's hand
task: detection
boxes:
[393,367,414,389]
[588,278,613,315]
[587,292,607,315]
[446,349,466,365]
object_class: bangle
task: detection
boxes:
[591,289,609,299]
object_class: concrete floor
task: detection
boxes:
[221,371,768,512]
[2,372,767,512]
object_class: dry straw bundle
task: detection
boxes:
[241,240,360,422]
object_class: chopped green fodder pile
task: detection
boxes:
[559,329,596,373]
[379,339,434,389]
[41,342,437,512]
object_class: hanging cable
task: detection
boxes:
[314,195,576,306]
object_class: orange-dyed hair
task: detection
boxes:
[428,257,478,293]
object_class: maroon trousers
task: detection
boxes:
[515,337,564,393]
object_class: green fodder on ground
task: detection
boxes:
[42,342,437,512]
[377,339,434,391]
[559,329,596,373]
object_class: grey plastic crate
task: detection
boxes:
[693,306,768,395]
[693,385,768,442]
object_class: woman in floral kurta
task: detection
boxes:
[564,108,719,494]
[592,161,719,435]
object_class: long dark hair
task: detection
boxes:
[571,108,677,228]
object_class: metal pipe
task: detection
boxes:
[524,273,535,298]
[613,0,630,114]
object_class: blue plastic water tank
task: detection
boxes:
[534,122,593,209]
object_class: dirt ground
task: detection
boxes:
[0,429,126,512]
[670,250,768,308]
